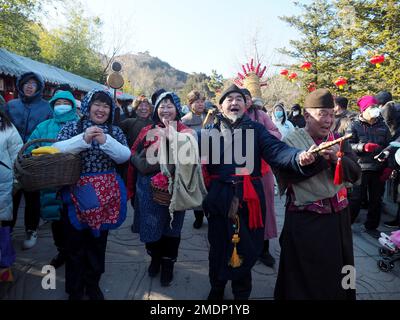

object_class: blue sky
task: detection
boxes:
[74,0,309,78]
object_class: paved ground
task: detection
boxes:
[1,195,400,300]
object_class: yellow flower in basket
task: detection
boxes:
[31,146,60,157]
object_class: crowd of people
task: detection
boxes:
[1,70,400,300]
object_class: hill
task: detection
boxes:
[115,51,188,96]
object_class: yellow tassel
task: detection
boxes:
[229,234,243,268]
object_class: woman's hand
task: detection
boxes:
[84,126,106,144]
[84,126,101,144]
[93,131,107,145]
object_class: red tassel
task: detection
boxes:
[334,141,344,185]
[334,158,343,185]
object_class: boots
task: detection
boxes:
[259,240,275,268]
[148,256,161,277]
[49,251,66,269]
[207,288,225,300]
[146,242,162,278]
[160,258,174,287]
[193,211,204,229]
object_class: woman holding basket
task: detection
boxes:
[53,89,131,300]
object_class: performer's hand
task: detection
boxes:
[298,145,317,166]
[319,142,339,162]
[364,143,380,153]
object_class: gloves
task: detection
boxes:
[364,143,380,153]
[380,168,394,182]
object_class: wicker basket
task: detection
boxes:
[151,183,172,206]
[14,139,81,192]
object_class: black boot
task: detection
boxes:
[148,256,161,277]
[160,258,174,287]
[207,288,224,300]
[146,241,162,277]
[50,251,66,269]
[193,211,204,229]
[86,285,105,300]
[259,240,275,268]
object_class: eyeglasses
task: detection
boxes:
[23,81,38,88]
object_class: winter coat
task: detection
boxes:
[272,118,295,139]
[0,124,23,221]
[288,114,306,128]
[119,117,153,148]
[347,116,392,171]
[27,90,79,221]
[3,72,52,143]
[200,114,324,280]
[333,110,357,136]
[380,101,400,139]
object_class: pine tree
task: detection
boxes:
[278,0,400,104]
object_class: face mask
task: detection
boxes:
[275,111,284,119]
[127,105,133,112]
[54,104,73,116]
[293,111,300,116]
[368,107,381,118]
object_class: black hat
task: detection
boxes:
[334,96,348,109]
[54,83,74,95]
[304,88,334,109]
[375,91,393,105]
[219,84,246,105]
[241,88,251,97]
[291,103,301,111]
[151,88,166,106]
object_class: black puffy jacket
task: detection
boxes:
[347,116,392,171]
[380,101,400,139]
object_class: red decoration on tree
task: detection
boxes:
[307,82,317,92]
[334,77,348,90]
[370,54,385,68]
[300,62,312,72]
[288,72,298,82]
[280,69,289,76]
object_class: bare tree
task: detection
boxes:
[99,9,136,82]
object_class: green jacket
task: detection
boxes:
[27,90,78,221]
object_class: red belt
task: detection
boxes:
[209,171,264,230]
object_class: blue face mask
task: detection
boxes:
[54,104,73,116]
[275,110,284,119]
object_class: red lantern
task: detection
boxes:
[300,62,312,72]
[288,72,298,82]
[370,54,385,68]
[280,69,289,76]
[334,77,348,90]
[307,82,317,92]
